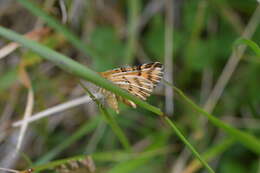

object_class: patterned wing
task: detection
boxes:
[100,62,163,103]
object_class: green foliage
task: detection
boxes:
[143,16,165,59]
[0,26,214,173]
[164,80,260,155]
[0,67,17,91]
[90,27,126,70]
[17,0,99,58]
[79,81,131,151]
[35,116,100,165]
[0,0,259,172]
[233,38,260,56]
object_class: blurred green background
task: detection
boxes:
[0,0,259,173]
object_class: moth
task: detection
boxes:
[99,62,163,113]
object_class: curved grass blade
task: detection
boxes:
[233,38,260,57]
[0,26,163,116]
[79,81,131,151]
[92,146,171,162]
[164,117,215,173]
[163,80,260,155]
[107,146,173,173]
[35,116,100,165]
[0,26,214,173]
[17,0,99,58]
[184,138,235,173]
[35,155,87,172]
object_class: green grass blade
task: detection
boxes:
[0,26,214,172]
[233,38,260,57]
[92,146,170,162]
[0,26,163,116]
[36,147,168,173]
[35,155,87,171]
[17,0,98,58]
[107,146,171,173]
[163,80,260,154]
[99,108,131,151]
[202,138,235,161]
[79,82,131,151]
[164,117,215,173]
[185,138,235,173]
[107,156,151,173]
[35,116,100,165]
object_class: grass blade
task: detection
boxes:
[233,38,260,57]
[184,138,235,173]
[17,0,98,58]
[0,26,214,173]
[164,80,260,154]
[0,26,163,116]
[107,146,172,173]
[79,81,131,151]
[35,155,87,171]
[164,117,215,173]
[35,116,100,165]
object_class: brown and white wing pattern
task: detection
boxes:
[100,62,163,113]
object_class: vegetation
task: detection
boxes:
[0,0,259,173]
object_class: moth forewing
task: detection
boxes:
[99,62,163,113]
